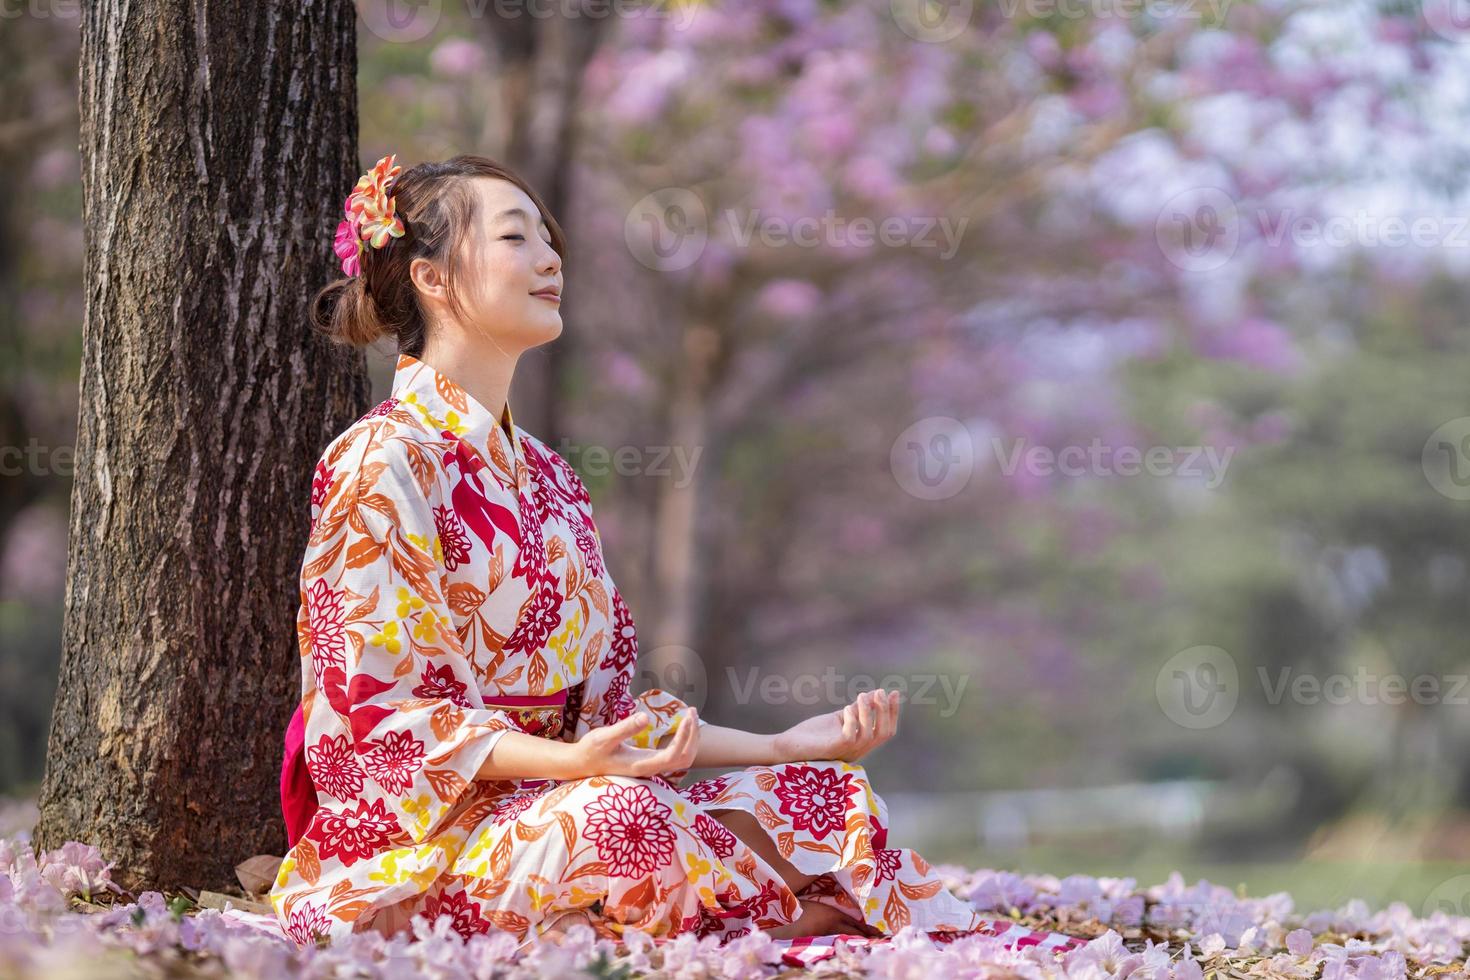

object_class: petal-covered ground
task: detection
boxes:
[3,810,1468,979]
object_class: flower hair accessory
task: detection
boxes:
[333,154,407,277]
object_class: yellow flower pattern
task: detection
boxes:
[271,353,985,951]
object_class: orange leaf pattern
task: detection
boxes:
[271,354,982,950]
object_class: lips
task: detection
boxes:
[532,287,561,300]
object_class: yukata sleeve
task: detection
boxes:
[560,584,710,784]
[300,422,520,843]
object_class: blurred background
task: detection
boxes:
[4,0,1470,914]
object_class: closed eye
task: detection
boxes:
[502,234,525,241]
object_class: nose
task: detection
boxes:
[538,240,561,279]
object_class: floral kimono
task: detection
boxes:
[270,353,989,949]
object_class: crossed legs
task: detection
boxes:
[707,808,880,939]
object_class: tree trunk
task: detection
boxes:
[650,325,720,653]
[475,3,607,445]
[35,0,366,894]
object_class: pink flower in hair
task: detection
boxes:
[334,154,407,276]
[334,215,363,277]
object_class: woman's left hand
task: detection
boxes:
[771,689,901,764]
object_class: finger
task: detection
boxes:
[840,704,859,746]
[651,708,697,770]
[607,711,651,744]
[870,691,888,742]
[671,707,698,763]
[880,690,898,740]
[855,693,875,743]
[679,708,696,764]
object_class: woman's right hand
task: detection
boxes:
[570,706,699,779]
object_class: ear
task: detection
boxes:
[409,256,447,302]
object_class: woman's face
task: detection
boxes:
[448,177,563,351]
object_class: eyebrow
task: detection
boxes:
[493,206,548,230]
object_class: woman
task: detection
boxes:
[270,154,990,949]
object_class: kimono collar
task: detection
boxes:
[390,353,524,466]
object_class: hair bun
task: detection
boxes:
[311,274,393,347]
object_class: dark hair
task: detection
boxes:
[311,154,567,356]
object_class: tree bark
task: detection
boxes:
[35,0,367,893]
[475,2,607,445]
[650,324,720,653]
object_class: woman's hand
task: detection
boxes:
[771,689,900,764]
[570,706,700,779]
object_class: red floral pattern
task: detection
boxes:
[693,812,739,859]
[583,782,679,877]
[305,733,365,802]
[360,729,425,796]
[421,888,492,941]
[433,504,473,571]
[285,903,331,945]
[317,798,400,866]
[773,763,861,840]
[302,579,346,674]
[272,353,982,950]
[413,663,472,707]
[603,591,638,673]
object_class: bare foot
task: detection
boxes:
[538,907,596,943]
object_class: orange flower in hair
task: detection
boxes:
[333,154,407,276]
